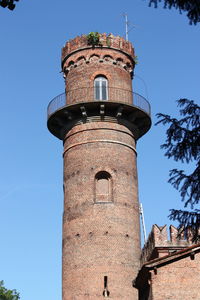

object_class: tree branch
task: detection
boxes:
[148,0,200,24]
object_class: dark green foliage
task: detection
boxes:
[87,32,101,46]
[0,0,19,10]
[169,209,200,240]
[0,281,20,300]
[156,99,200,241]
[148,0,200,24]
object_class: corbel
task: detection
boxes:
[153,267,157,275]
[80,106,87,118]
[116,105,124,118]
[190,252,195,260]
[63,110,73,120]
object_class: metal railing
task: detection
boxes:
[47,87,151,118]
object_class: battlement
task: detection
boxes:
[61,33,135,62]
[141,225,193,264]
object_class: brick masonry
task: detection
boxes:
[62,121,141,299]
[62,34,135,106]
[48,33,200,299]
[60,34,141,299]
[141,224,193,264]
[150,253,200,300]
[134,225,200,300]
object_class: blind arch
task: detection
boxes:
[95,171,112,203]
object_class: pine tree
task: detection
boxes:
[156,98,200,241]
[0,281,20,300]
[149,0,200,24]
[0,0,19,10]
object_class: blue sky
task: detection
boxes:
[0,1,199,299]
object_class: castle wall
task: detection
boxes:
[150,252,200,300]
[141,225,192,263]
[135,226,200,300]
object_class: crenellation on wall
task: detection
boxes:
[135,244,200,300]
[169,224,183,243]
[141,224,192,264]
[153,225,168,245]
[62,33,135,63]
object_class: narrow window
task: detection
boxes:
[95,171,112,203]
[103,276,110,297]
[94,76,108,100]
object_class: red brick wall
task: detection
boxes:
[62,122,140,299]
[150,253,200,300]
[60,35,140,299]
[62,35,135,106]
[62,34,135,61]
[141,225,192,263]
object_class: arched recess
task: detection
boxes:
[89,54,100,62]
[76,56,86,66]
[103,55,113,62]
[116,57,124,65]
[125,61,132,72]
[67,60,75,68]
[95,171,112,203]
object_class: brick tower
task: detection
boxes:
[47,33,151,299]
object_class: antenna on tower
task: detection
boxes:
[122,13,137,41]
[140,203,147,243]
[123,13,129,41]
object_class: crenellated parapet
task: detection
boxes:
[62,33,135,62]
[141,225,193,264]
[61,34,136,81]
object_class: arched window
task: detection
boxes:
[94,76,108,100]
[95,171,112,203]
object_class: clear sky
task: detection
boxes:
[0,1,199,299]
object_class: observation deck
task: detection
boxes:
[47,87,151,140]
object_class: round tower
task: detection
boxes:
[47,33,151,299]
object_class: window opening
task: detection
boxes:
[103,276,110,297]
[94,76,108,100]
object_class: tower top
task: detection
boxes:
[62,33,135,65]
[47,32,151,140]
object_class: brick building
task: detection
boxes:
[47,33,199,299]
[134,225,200,300]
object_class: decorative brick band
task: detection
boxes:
[65,126,135,140]
[63,139,137,157]
[62,50,134,78]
